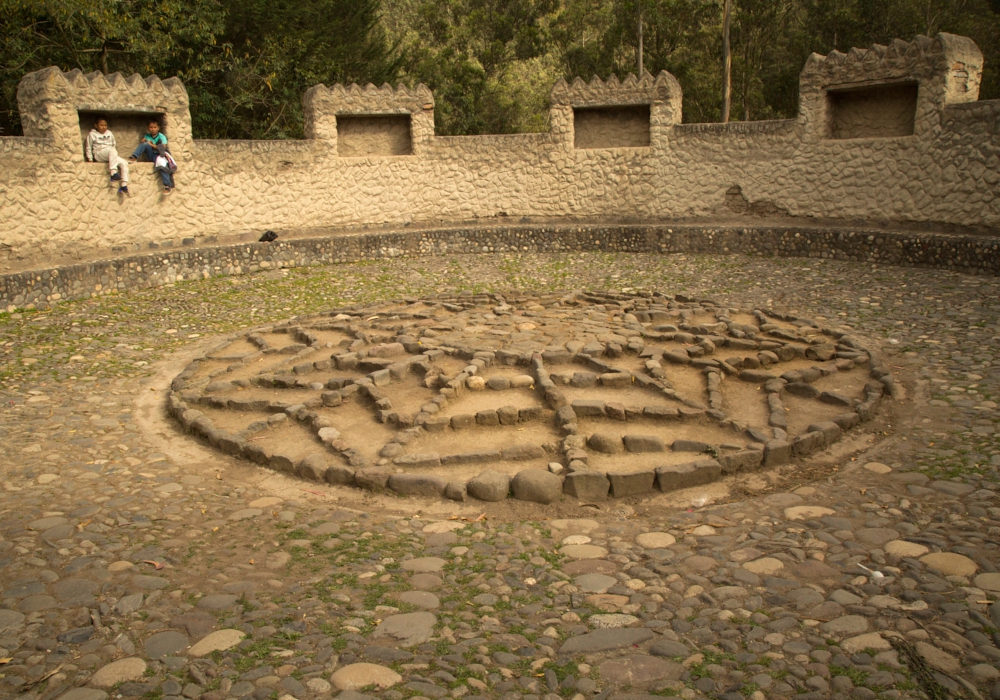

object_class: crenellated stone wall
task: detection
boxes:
[0,33,997,273]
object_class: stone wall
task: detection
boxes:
[0,33,997,273]
[4,222,1000,311]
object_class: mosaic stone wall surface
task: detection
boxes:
[167,291,887,501]
[0,33,996,272]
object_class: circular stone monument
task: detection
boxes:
[168,290,886,501]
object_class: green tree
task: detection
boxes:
[191,0,401,138]
[0,0,400,138]
[0,0,223,135]
[386,0,558,134]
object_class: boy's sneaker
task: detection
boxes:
[163,187,172,196]
[110,173,121,182]
[118,185,129,196]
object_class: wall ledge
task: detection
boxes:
[3,222,999,312]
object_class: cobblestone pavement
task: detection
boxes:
[0,252,999,700]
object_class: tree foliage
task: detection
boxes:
[1,0,998,137]
[0,0,399,138]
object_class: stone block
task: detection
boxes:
[476,409,499,426]
[832,412,860,430]
[502,444,545,461]
[393,453,441,468]
[556,405,576,425]
[422,417,448,432]
[242,442,272,465]
[511,470,562,504]
[605,402,627,420]
[564,471,610,501]
[587,432,622,454]
[716,449,763,475]
[656,459,721,492]
[807,421,841,445]
[355,468,393,491]
[440,450,501,465]
[600,372,632,388]
[467,470,510,501]
[297,453,328,481]
[791,431,825,457]
[324,464,356,486]
[739,369,776,382]
[450,414,474,429]
[642,406,679,420]
[785,382,820,398]
[497,405,519,425]
[672,439,709,452]
[369,369,391,386]
[269,454,296,473]
[571,400,606,417]
[819,390,853,407]
[388,474,447,497]
[623,434,665,453]
[607,471,656,498]
[763,439,791,467]
[444,481,467,501]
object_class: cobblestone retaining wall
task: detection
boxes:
[3,223,1000,311]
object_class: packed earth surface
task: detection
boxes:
[1,251,1000,700]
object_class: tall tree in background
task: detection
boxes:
[721,0,731,122]
[730,0,795,120]
[386,0,557,134]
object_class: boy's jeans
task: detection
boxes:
[132,143,174,188]
[94,148,129,184]
[154,167,175,188]
[131,142,158,161]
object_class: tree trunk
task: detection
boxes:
[721,0,731,123]
[637,2,643,75]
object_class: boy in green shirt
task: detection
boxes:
[130,119,175,194]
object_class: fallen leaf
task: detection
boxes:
[141,560,164,570]
[76,520,91,531]
[249,559,255,565]
[0,658,11,664]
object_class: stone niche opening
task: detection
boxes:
[336,114,412,157]
[573,105,651,149]
[78,110,165,158]
[826,82,918,139]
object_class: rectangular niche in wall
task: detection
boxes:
[827,82,918,139]
[78,110,164,158]
[573,106,651,149]
[336,115,412,157]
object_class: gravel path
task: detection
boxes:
[0,252,998,700]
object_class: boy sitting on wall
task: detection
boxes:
[84,116,130,196]
[129,120,175,195]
